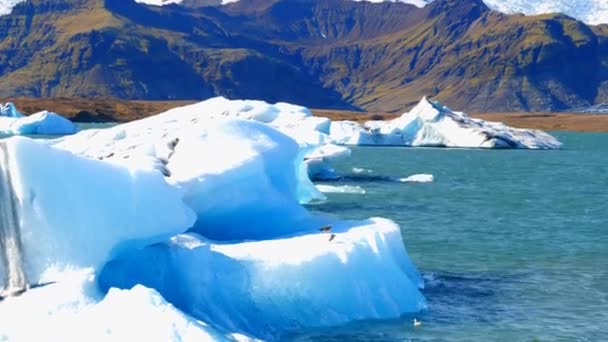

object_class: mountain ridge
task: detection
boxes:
[0,0,607,112]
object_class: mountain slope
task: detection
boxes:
[232,0,608,111]
[0,0,351,108]
[0,0,607,112]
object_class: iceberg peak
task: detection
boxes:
[0,102,23,118]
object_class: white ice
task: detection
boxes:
[352,167,374,174]
[398,174,434,183]
[330,97,562,149]
[0,270,254,341]
[51,97,344,182]
[316,184,367,194]
[0,136,195,286]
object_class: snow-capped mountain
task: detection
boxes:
[352,0,431,8]
[482,0,608,26]
[362,0,608,25]
[0,0,21,16]
[0,0,606,25]
[132,0,608,25]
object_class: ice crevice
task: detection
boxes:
[0,142,28,298]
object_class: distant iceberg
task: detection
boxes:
[330,97,562,149]
[316,184,367,194]
[1,99,425,340]
[398,174,434,183]
[0,102,78,135]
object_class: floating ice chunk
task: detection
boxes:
[306,144,351,181]
[398,174,434,183]
[316,184,367,194]
[7,111,78,135]
[0,103,24,118]
[330,97,562,149]
[0,103,78,135]
[352,167,374,174]
[99,218,426,340]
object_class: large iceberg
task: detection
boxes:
[50,97,347,182]
[330,97,562,149]
[0,102,78,135]
[1,100,426,340]
[99,220,425,339]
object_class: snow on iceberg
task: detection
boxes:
[0,102,78,135]
[50,97,342,182]
[330,97,562,149]
[99,218,425,339]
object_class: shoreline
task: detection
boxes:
[2,97,608,133]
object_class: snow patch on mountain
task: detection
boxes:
[482,0,608,26]
[352,0,430,8]
[0,0,21,16]
[134,0,183,6]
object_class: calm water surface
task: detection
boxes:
[295,132,607,341]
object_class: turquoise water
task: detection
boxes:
[295,132,608,341]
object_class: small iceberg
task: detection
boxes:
[398,174,434,183]
[352,167,373,174]
[0,102,78,135]
[316,184,367,194]
[330,97,562,149]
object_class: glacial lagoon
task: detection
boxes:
[297,132,608,341]
[1,122,606,341]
